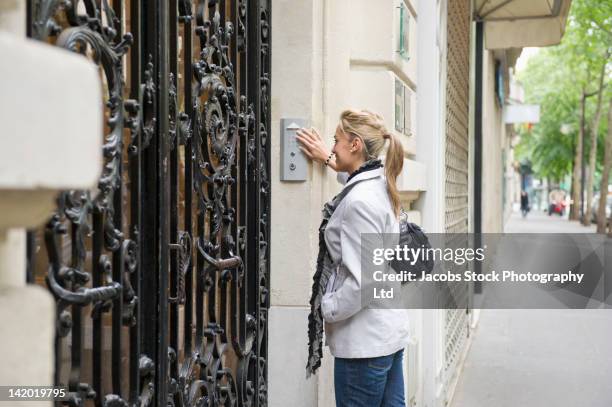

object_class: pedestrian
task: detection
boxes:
[296,109,410,407]
[520,190,530,218]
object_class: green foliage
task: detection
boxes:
[515,0,611,184]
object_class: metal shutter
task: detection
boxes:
[444,0,471,397]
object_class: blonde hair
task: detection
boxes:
[338,109,404,217]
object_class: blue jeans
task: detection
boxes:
[334,349,406,407]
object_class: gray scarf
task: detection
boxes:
[306,159,383,377]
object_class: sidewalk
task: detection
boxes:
[504,209,597,233]
[450,210,612,407]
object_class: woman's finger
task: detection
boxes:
[297,127,330,163]
[296,129,310,143]
[295,137,313,154]
[299,146,313,159]
[296,133,315,149]
[310,127,323,141]
[298,128,318,143]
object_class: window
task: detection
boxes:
[395,78,404,133]
[394,77,412,137]
[495,61,505,107]
[397,2,410,60]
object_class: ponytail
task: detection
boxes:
[384,134,403,217]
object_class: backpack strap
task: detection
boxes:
[334,175,381,205]
[334,178,364,203]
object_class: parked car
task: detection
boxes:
[590,193,612,224]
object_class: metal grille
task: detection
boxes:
[443,0,471,392]
[26,0,271,405]
[445,0,470,234]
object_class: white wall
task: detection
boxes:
[414,0,446,233]
[481,50,505,233]
[269,0,325,404]
[413,1,447,404]
[269,0,427,405]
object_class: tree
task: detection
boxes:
[516,47,581,189]
[582,54,609,225]
[566,0,611,222]
[598,98,612,233]
[516,0,611,225]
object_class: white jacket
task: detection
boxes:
[321,167,411,358]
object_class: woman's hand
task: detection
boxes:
[295,127,332,164]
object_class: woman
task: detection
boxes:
[296,109,411,407]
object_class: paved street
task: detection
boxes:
[450,210,612,407]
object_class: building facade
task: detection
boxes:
[0,1,571,406]
[270,0,474,406]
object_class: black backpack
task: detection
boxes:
[389,209,435,282]
[341,178,435,282]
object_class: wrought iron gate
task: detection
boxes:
[26,0,271,406]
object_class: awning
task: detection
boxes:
[474,0,572,49]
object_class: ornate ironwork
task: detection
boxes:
[27,0,271,406]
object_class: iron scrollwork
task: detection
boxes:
[28,0,271,405]
[29,0,144,405]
